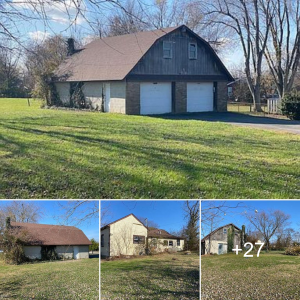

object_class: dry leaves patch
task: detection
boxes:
[201,252,300,300]
[101,252,199,300]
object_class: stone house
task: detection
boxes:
[53,25,233,115]
[8,219,91,260]
[201,223,242,255]
[100,213,184,258]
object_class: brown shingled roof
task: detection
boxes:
[148,228,183,239]
[11,222,91,246]
[54,26,179,82]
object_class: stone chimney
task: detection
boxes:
[67,38,75,56]
[6,217,11,229]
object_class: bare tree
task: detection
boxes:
[245,210,290,251]
[137,216,159,229]
[202,0,274,111]
[25,35,68,104]
[0,201,43,233]
[101,202,111,227]
[57,201,99,226]
[106,0,148,36]
[262,0,300,99]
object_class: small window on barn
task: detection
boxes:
[169,241,173,246]
[177,239,180,246]
[133,235,145,244]
[101,234,104,247]
[189,43,197,59]
[163,41,172,59]
[223,228,227,234]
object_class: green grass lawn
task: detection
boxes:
[228,103,268,113]
[201,252,300,300]
[1,98,300,199]
[101,252,199,300]
[0,258,99,299]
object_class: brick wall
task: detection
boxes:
[126,82,140,115]
[216,81,228,112]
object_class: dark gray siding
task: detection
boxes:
[128,28,227,78]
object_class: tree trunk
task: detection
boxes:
[253,88,263,112]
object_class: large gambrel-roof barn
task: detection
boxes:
[53,25,233,115]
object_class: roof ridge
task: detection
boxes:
[11,222,77,229]
[201,223,242,241]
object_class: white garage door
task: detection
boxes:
[140,83,172,115]
[187,82,214,112]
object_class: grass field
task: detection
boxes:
[101,252,199,300]
[228,103,268,113]
[1,98,300,199]
[0,258,99,299]
[201,252,300,300]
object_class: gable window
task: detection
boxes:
[169,241,173,246]
[177,239,180,246]
[189,43,197,59]
[101,234,104,247]
[223,228,227,234]
[133,235,145,244]
[163,41,172,59]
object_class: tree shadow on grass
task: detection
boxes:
[0,278,22,299]
[1,118,299,198]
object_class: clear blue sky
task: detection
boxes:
[202,200,300,237]
[0,200,99,241]
[101,200,197,233]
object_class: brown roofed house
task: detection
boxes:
[8,218,91,260]
[53,25,233,115]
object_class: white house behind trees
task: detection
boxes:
[100,214,185,257]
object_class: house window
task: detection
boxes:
[101,234,104,247]
[189,43,197,59]
[223,228,227,234]
[169,241,173,246]
[163,240,168,246]
[133,235,145,244]
[177,239,180,246]
[163,41,172,59]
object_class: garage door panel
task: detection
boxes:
[140,83,172,115]
[187,82,214,112]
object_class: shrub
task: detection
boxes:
[281,93,300,120]
[284,246,300,256]
[0,228,36,265]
